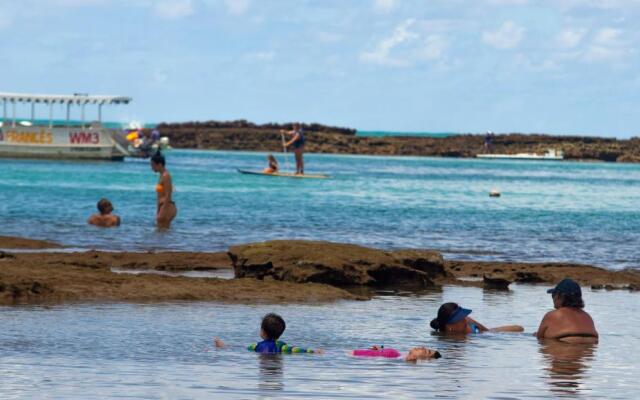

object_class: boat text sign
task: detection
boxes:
[0,126,105,146]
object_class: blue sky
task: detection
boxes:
[1,0,639,137]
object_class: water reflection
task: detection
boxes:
[258,354,284,393]
[539,340,596,396]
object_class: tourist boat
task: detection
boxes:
[0,92,137,161]
[476,148,564,161]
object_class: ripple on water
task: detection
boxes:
[0,285,638,399]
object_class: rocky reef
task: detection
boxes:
[1,236,639,306]
[152,120,640,162]
[228,240,447,289]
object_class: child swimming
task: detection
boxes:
[215,313,322,354]
[351,345,442,362]
[263,154,279,174]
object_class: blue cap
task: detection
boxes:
[447,307,472,324]
[547,278,581,296]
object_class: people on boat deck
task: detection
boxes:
[536,279,598,343]
[151,152,177,229]
[87,198,120,228]
[484,131,495,153]
[215,313,322,354]
[430,302,524,334]
[281,123,305,175]
[263,154,279,174]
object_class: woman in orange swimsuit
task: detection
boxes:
[151,153,177,229]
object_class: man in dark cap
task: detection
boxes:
[535,278,598,343]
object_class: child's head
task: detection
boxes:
[260,313,286,340]
[97,198,113,215]
[268,154,277,163]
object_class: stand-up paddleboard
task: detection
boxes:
[237,169,329,179]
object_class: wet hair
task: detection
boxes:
[556,292,585,309]
[97,198,112,214]
[433,351,442,359]
[261,313,286,340]
[430,302,459,331]
[151,152,165,166]
[268,154,277,163]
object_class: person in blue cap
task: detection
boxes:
[430,302,523,334]
[535,278,598,343]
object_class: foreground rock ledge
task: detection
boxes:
[0,251,363,305]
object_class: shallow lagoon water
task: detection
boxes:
[1,150,639,269]
[1,285,638,399]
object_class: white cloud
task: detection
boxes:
[153,0,193,19]
[482,21,525,49]
[373,0,398,14]
[225,0,251,15]
[360,19,418,66]
[50,0,105,6]
[486,0,529,4]
[0,10,10,29]
[153,68,168,83]
[243,51,275,62]
[314,31,342,44]
[556,28,586,49]
[555,0,640,10]
[419,35,447,60]
[583,27,630,62]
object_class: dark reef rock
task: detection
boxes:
[228,240,448,289]
[483,275,512,290]
[150,121,640,163]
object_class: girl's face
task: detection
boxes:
[445,318,468,333]
[151,161,160,172]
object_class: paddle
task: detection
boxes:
[280,131,291,173]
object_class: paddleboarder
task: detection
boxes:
[281,123,305,175]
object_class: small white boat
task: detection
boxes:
[477,149,564,161]
[0,92,133,161]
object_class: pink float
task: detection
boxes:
[352,348,401,358]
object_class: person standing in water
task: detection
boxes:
[151,152,177,229]
[281,123,305,175]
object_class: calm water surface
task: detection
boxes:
[1,285,637,399]
[1,150,638,269]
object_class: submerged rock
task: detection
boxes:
[228,240,448,289]
[483,275,512,290]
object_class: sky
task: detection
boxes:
[0,0,639,137]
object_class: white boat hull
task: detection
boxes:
[476,154,563,160]
[0,125,129,160]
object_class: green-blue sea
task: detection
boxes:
[0,150,638,269]
[1,150,640,399]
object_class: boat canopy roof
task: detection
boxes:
[0,92,131,105]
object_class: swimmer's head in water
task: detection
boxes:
[97,198,113,215]
[151,152,165,171]
[268,154,277,163]
[261,313,286,340]
[406,347,442,362]
[430,302,471,331]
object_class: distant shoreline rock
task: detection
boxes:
[152,120,640,163]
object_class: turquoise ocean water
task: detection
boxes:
[1,150,640,399]
[0,150,638,269]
